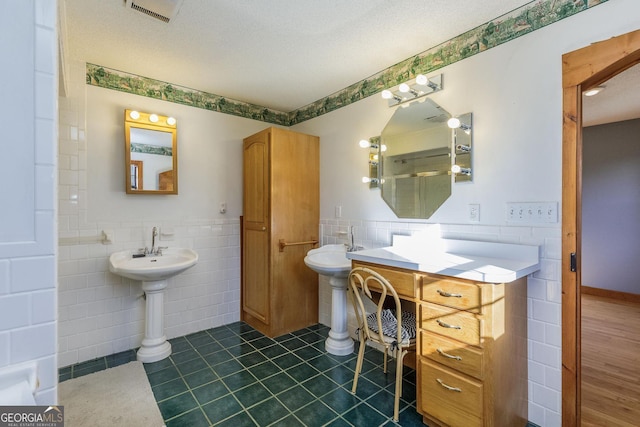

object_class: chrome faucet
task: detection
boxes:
[346,226,361,252]
[151,226,158,255]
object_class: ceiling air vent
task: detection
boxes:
[125,0,184,23]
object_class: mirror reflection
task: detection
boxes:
[380,99,452,218]
[125,109,178,194]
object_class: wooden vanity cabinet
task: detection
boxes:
[417,274,528,427]
[351,261,528,426]
[241,127,320,337]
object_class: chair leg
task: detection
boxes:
[393,349,404,422]
[383,347,388,373]
[351,336,366,394]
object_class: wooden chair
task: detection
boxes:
[348,267,417,421]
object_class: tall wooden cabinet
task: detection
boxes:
[242,127,320,337]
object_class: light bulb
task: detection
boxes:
[584,86,604,97]
[149,114,159,123]
[399,83,410,93]
[372,154,379,161]
[381,90,393,99]
[167,117,176,126]
[451,165,462,174]
[129,111,140,120]
[447,117,461,129]
[362,177,371,183]
[359,139,371,148]
[381,144,387,152]
[415,74,428,85]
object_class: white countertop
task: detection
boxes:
[346,237,540,283]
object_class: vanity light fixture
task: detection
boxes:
[584,85,605,96]
[381,90,402,103]
[381,74,443,107]
[149,114,159,123]
[129,110,141,120]
[358,139,387,152]
[447,117,472,134]
[451,165,471,175]
[166,116,177,126]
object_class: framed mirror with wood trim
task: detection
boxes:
[124,109,178,194]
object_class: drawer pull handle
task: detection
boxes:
[437,348,462,361]
[436,378,461,392]
[437,319,461,330]
[437,289,462,298]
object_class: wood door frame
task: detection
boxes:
[562,29,640,426]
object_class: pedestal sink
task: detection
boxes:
[109,248,198,363]
[304,244,354,356]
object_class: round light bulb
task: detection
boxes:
[359,139,371,148]
[149,114,159,123]
[451,165,462,174]
[362,177,371,183]
[447,117,461,129]
[381,90,393,100]
[372,154,378,161]
[381,144,387,152]
[399,83,410,93]
[129,111,140,120]
[167,117,176,126]
[415,74,428,85]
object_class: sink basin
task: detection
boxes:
[109,248,199,282]
[304,244,351,277]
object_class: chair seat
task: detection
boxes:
[366,309,416,344]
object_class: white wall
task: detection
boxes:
[56,1,640,426]
[582,119,640,294]
[0,0,58,404]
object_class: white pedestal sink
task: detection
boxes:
[304,244,354,356]
[109,248,198,363]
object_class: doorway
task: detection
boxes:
[561,29,640,426]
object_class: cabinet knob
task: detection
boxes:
[262,226,266,231]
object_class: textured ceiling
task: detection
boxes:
[582,63,640,127]
[62,0,535,112]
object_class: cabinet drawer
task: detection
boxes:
[419,359,483,427]
[421,275,483,313]
[420,302,482,347]
[351,262,416,299]
[420,331,483,379]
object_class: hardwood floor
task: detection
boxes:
[581,293,640,426]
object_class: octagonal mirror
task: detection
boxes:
[379,99,452,218]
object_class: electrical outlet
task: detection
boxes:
[468,204,480,222]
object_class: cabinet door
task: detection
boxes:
[242,131,270,323]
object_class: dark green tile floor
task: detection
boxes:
[60,322,424,426]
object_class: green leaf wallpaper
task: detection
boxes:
[86,0,607,126]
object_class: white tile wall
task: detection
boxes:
[320,218,562,427]
[0,0,58,405]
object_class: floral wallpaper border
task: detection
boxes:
[86,0,607,126]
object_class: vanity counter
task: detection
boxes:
[346,237,540,283]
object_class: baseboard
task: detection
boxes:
[581,285,640,303]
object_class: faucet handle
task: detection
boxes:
[157,246,168,255]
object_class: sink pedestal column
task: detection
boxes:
[324,275,354,356]
[137,279,172,363]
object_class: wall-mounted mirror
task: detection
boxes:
[124,109,178,194]
[379,99,452,218]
